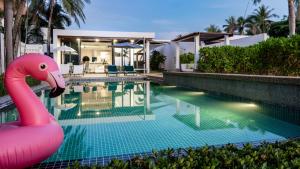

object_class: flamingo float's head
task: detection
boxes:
[7,53,66,98]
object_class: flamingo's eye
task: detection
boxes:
[39,63,48,71]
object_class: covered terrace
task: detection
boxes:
[172,32,233,70]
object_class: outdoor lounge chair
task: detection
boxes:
[123,82,135,94]
[72,65,84,76]
[106,82,119,91]
[124,65,136,76]
[106,65,119,76]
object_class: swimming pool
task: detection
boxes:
[1,80,300,166]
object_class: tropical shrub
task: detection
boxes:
[180,52,194,64]
[150,50,166,71]
[198,35,300,76]
[68,139,300,169]
[0,74,41,97]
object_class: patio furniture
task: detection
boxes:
[106,82,119,91]
[72,65,84,76]
[123,82,135,94]
[124,65,137,76]
[60,64,71,76]
[106,65,119,76]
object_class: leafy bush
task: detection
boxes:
[198,36,300,76]
[68,139,300,169]
[150,50,166,71]
[0,74,41,97]
[180,52,194,64]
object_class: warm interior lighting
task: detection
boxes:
[113,39,118,43]
[76,38,81,41]
[95,39,100,42]
[130,39,135,43]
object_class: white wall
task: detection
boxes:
[153,33,269,71]
[207,33,268,47]
[20,44,44,55]
[152,42,194,71]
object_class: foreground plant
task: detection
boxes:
[68,139,300,169]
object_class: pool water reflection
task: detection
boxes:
[0,81,300,163]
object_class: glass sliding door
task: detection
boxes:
[80,41,112,73]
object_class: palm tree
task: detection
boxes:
[245,17,260,35]
[237,16,246,35]
[223,16,237,34]
[23,3,72,44]
[246,5,278,34]
[251,0,295,36]
[4,0,28,66]
[295,0,300,22]
[4,0,14,66]
[252,0,261,5]
[205,25,222,33]
[47,0,56,56]
[12,0,27,57]
[288,0,296,36]
[46,0,91,56]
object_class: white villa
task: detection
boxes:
[53,29,155,74]
[0,28,268,74]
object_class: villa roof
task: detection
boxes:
[172,32,233,43]
[53,29,155,40]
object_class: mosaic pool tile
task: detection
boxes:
[1,81,300,169]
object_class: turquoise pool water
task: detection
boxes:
[1,81,300,165]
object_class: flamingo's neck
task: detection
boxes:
[5,68,50,126]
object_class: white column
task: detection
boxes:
[52,31,58,64]
[146,40,150,73]
[54,95,62,119]
[146,81,150,112]
[0,33,4,73]
[130,49,134,67]
[195,107,201,128]
[263,33,269,41]
[194,35,200,69]
[224,35,230,45]
[173,42,180,70]
[176,99,180,114]
[200,41,205,48]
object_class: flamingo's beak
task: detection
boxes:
[46,71,65,98]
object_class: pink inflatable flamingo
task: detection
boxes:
[0,54,65,169]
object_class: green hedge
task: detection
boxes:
[150,51,166,71]
[198,36,300,76]
[180,52,194,64]
[0,74,41,97]
[68,140,300,169]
